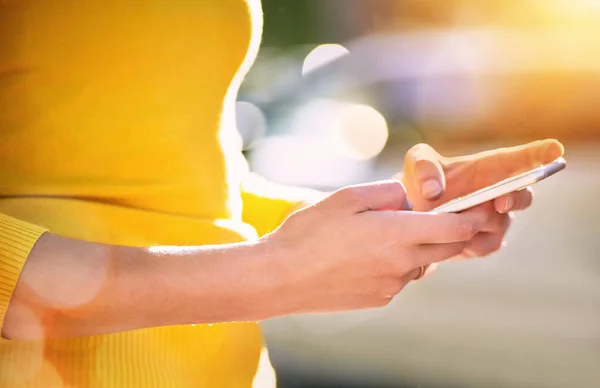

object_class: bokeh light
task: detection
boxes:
[287,99,389,160]
[248,134,372,189]
[235,101,267,150]
[302,44,350,75]
[331,103,389,160]
[248,98,388,189]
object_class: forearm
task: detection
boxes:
[3,233,285,340]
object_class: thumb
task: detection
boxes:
[405,143,447,201]
[326,180,412,213]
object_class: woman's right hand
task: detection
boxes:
[1,180,499,339]
[262,180,494,315]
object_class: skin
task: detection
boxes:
[3,139,565,340]
[399,138,564,274]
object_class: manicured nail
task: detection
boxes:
[502,196,514,213]
[421,179,443,199]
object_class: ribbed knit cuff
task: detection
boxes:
[0,214,47,330]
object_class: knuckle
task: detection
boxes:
[472,238,505,258]
[524,188,534,205]
[405,143,430,163]
[377,180,408,207]
[336,187,364,206]
[487,203,498,219]
[473,245,491,257]
[379,280,404,298]
[433,242,465,261]
[493,212,513,234]
[280,209,302,227]
[477,249,494,258]
[286,207,303,220]
[449,242,467,257]
[374,296,393,308]
[509,192,521,208]
[473,247,492,258]
[485,211,500,228]
[479,209,494,226]
[489,238,505,253]
[526,186,535,197]
[502,213,513,230]
[462,247,478,258]
[474,249,489,258]
[384,179,407,198]
[456,220,477,241]
[284,206,312,225]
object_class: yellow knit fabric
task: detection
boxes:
[0,214,47,331]
[0,0,295,386]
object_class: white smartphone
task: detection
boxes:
[431,157,566,213]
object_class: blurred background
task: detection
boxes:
[236,1,600,387]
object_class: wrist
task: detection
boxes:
[222,238,295,321]
[114,238,296,327]
[173,239,292,323]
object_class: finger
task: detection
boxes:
[376,210,488,244]
[404,143,447,200]
[461,205,512,233]
[455,139,564,184]
[493,187,534,213]
[422,263,438,278]
[403,267,423,281]
[326,180,411,213]
[458,232,506,258]
[401,263,438,282]
[412,242,467,267]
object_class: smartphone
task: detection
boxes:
[431,157,566,213]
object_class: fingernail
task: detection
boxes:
[421,179,443,199]
[543,139,564,161]
[502,196,514,213]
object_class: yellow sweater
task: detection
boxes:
[0,1,301,387]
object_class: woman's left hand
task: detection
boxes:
[396,139,564,275]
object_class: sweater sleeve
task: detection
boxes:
[240,173,324,237]
[0,214,47,331]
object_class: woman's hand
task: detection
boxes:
[3,179,513,339]
[397,139,564,267]
[261,180,492,315]
[400,139,564,212]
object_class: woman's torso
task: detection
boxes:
[0,1,269,386]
